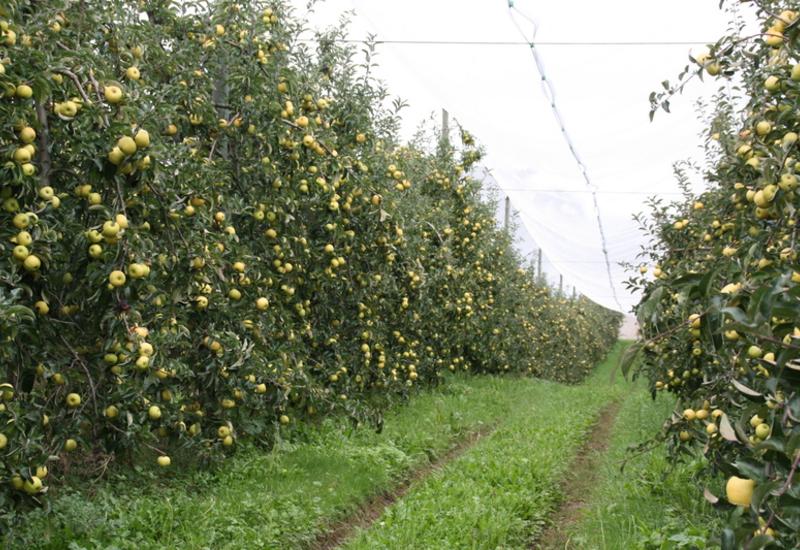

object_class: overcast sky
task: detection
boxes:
[294,0,739,312]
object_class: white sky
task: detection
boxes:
[294,0,737,312]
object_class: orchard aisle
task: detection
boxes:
[335,342,723,550]
[336,343,628,550]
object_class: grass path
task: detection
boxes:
[338,344,628,549]
[8,369,606,549]
[565,381,726,549]
[334,342,725,550]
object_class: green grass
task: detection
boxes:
[6,373,584,549]
[566,378,727,549]
[341,343,629,549]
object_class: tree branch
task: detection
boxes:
[34,100,51,188]
[59,334,99,425]
[87,69,111,128]
[52,67,92,104]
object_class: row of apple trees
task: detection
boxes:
[629,2,800,547]
[0,0,621,517]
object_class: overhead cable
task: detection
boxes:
[507,2,624,312]
[298,38,710,47]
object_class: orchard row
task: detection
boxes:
[0,0,620,515]
[633,4,800,547]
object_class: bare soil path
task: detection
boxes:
[533,401,623,549]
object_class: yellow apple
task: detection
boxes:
[108,270,126,287]
[55,100,78,118]
[134,129,150,148]
[135,355,150,371]
[765,75,781,92]
[23,476,42,495]
[23,254,41,271]
[38,186,54,200]
[12,147,30,164]
[107,147,124,165]
[726,476,755,506]
[15,84,33,98]
[748,345,763,358]
[104,85,123,104]
[139,342,154,356]
[66,393,81,407]
[12,245,29,261]
[756,120,772,136]
[15,231,32,246]
[117,136,137,156]
[764,28,784,47]
[148,405,161,420]
[128,263,149,279]
[19,126,36,144]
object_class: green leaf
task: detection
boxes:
[748,535,776,549]
[619,342,643,379]
[720,528,737,550]
[733,458,764,481]
[730,378,761,398]
[752,480,782,508]
[719,414,738,442]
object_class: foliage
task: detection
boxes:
[0,0,620,523]
[632,2,800,547]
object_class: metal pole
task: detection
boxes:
[441,108,450,149]
[504,196,510,231]
[537,249,542,281]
